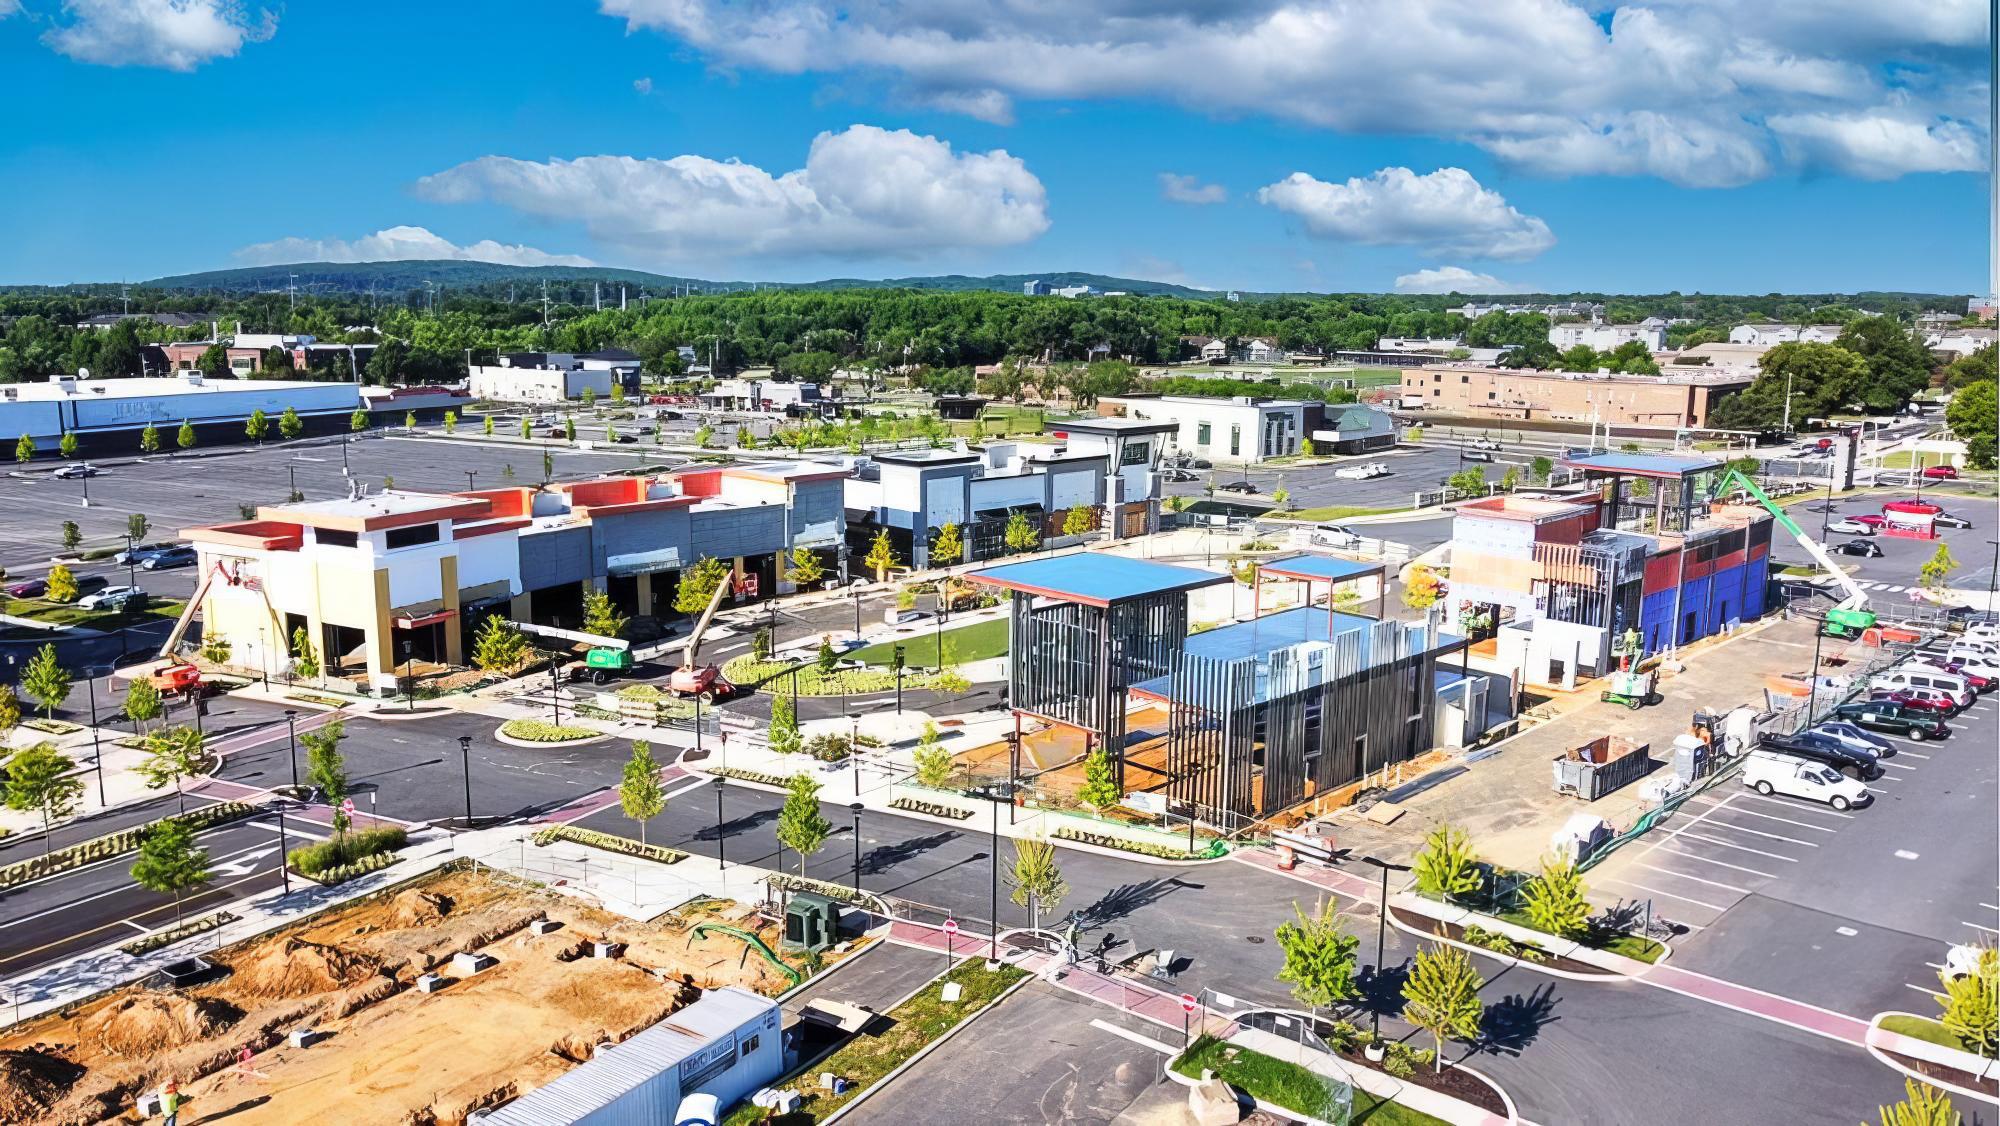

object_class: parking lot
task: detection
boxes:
[1785,487,1998,593]
[1593,639,2000,1018]
[1156,441,1531,513]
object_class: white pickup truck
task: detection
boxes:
[1333,461,1391,480]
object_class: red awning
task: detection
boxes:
[393,608,457,629]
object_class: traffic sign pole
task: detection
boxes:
[943,917,959,978]
[1180,993,1198,1047]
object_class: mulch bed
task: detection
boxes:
[1880,1046,1999,1099]
[1331,1042,1508,1116]
[1390,906,1618,978]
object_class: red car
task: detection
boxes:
[5,579,47,598]
[1851,514,1887,529]
[1921,465,1960,481]
[1886,499,1943,516]
[1869,689,1954,714]
[1916,659,1995,692]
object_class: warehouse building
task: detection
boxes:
[0,370,361,450]
[1396,366,1752,428]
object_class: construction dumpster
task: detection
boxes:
[1553,736,1655,801]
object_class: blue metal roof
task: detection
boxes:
[1129,606,1465,704]
[1562,451,1722,478]
[1258,554,1385,584]
[966,554,1229,606]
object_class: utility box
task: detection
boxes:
[418,973,450,993]
[784,893,839,953]
[453,952,497,975]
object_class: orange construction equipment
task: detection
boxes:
[148,661,212,701]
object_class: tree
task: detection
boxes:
[913,721,954,788]
[1402,943,1485,1071]
[1709,343,1869,431]
[351,408,369,434]
[693,424,715,448]
[58,430,77,459]
[1447,467,1487,495]
[1006,837,1068,931]
[245,408,268,443]
[563,417,577,442]
[291,626,321,681]
[817,635,838,674]
[13,433,32,463]
[620,740,665,845]
[675,555,731,615]
[1871,1078,1962,1126]
[1530,455,1554,483]
[769,694,802,756]
[1918,543,1960,592]
[1076,747,1120,808]
[46,563,79,603]
[472,615,528,672]
[139,422,160,453]
[196,342,228,375]
[278,406,303,441]
[177,419,197,450]
[519,415,534,440]
[1836,316,1934,412]
[785,546,825,589]
[1300,437,1315,457]
[137,725,205,814]
[303,720,350,830]
[581,386,598,408]
[931,522,964,567]
[864,528,900,580]
[1946,380,1997,468]
[441,409,458,436]
[1402,565,1442,611]
[130,818,210,926]
[20,643,71,719]
[1274,898,1361,1014]
[582,586,628,640]
[1938,947,1997,1057]
[1413,823,1481,901]
[483,414,495,437]
[775,772,830,875]
[1521,852,1591,940]
[0,684,20,738]
[1062,504,1095,537]
[1499,466,1520,492]
[752,626,773,661]
[1003,511,1040,554]
[126,512,150,542]
[60,520,81,552]
[5,743,84,856]
[123,676,163,735]
[604,422,618,444]
[405,410,418,431]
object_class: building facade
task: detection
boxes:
[1728,324,1843,347]
[1395,366,1752,427]
[1547,323,1667,351]
[0,371,361,448]
[1095,395,1316,463]
[469,352,637,403]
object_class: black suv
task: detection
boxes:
[1830,699,1950,741]
[1756,731,1884,780]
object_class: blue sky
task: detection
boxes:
[0,0,1987,294]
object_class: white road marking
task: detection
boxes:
[1596,874,1727,912]
[1895,850,1921,860]
[1897,751,1932,760]
[1633,862,1753,895]
[1965,920,1998,934]
[1666,830,1803,862]
[1673,818,1820,848]
[1729,791,1855,819]
[1905,982,1946,1000]
[1654,843,1779,879]
[1703,804,1841,833]
[1880,760,1917,771]
[1835,926,1857,936]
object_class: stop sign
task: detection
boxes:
[942,918,959,936]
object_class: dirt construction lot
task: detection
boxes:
[0,867,822,1125]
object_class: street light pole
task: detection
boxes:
[85,668,107,808]
[457,735,474,827]
[464,470,478,492]
[849,803,864,894]
[1360,855,1411,1052]
[277,804,290,895]
[285,709,299,792]
[713,779,727,870]
[402,639,414,713]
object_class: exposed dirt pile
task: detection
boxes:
[0,1047,85,1121]
[389,888,455,928]
[77,994,243,1058]
[228,937,381,999]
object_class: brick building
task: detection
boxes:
[1397,366,1752,427]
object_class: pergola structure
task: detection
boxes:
[1252,553,1388,620]
[1561,451,1724,533]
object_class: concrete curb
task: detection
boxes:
[819,966,1037,1124]
[1864,1012,2000,1105]
[492,725,614,750]
[1387,891,1665,979]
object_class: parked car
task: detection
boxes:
[140,546,197,570]
[1932,511,1972,529]
[1914,658,1996,692]
[1867,688,1955,716]
[1831,539,1882,557]
[1469,437,1500,451]
[1159,467,1198,482]
[1333,462,1391,480]
[50,463,100,479]
[114,544,171,566]
[1921,465,1960,480]
[76,585,145,611]
[1810,721,1895,759]
[1310,523,1360,549]
[5,578,47,598]
[1218,481,1259,494]
[1831,699,1949,740]
[1888,498,1944,515]
[1741,750,1872,811]
[1755,732,1883,780]
[1827,518,1875,535]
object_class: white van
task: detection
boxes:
[1875,667,1975,709]
[1741,751,1873,811]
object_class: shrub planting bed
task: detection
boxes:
[303,851,402,886]
[121,911,237,955]
[22,718,82,735]
[1173,1035,1451,1125]
[710,766,795,788]
[287,826,407,878]
[498,719,601,743]
[0,801,257,889]
[888,797,974,820]
[1390,908,1616,977]
[1053,827,1209,860]
[532,824,687,865]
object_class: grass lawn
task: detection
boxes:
[0,596,185,632]
[1879,1014,1979,1053]
[723,960,1026,1124]
[851,617,1010,667]
[1287,505,1397,522]
[949,406,1046,438]
[1173,1035,1448,1126]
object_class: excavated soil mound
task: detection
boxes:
[0,1047,86,1121]
[229,937,381,999]
[78,994,243,1058]
[389,889,455,928]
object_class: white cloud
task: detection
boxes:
[44,0,274,71]
[0,2,20,17]
[1257,167,1555,260]
[233,226,595,268]
[599,0,1989,186]
[1766,112,1984,179]
[415,124,1050,261]
[1393,266,1518,294]
[633,76,653,94]
[1159,173,1227,205]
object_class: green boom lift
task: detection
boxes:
[1711,469,1876,639]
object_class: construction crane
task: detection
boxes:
[1711,469,1876,638]
[668,576,737,700]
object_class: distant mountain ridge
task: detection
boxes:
[139,261,1216,298]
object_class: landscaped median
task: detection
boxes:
[1866,1012,1999,1102]
[720,959,1029,1124]
[1173,1034,1450,1126]
[288,826,407,886]
[720,656,971,697]
[1388,892,1664,979]
[0,801,258,889]
[532,823,687,865]
[495,718,606,746]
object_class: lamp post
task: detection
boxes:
[853,586,862,638]
[1360,855,1411,1055]
[84,666,107,808]
[277,803,290,895]
[893,644,905,715]
[284,709,300,792]
[1986,539,1999,607]
[849,803,864,895]
[457,735,474,827]
[971,782,1013,962]
[713,779,727,870]
[402,639,414,713]
[464,470,478,493]
[549,649,562,725]
[1805,471,1836,722]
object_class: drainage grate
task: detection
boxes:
[1243,935,1265,944]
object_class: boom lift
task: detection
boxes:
[667,577,737,700]
[1711,469,1876,638]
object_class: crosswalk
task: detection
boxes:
[1857,580,1914,593]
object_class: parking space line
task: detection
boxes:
[1897,751,1932,760]
[1666,830,1802,862]
[1905,982,1946,1000]
[1672,819,1819,848]
[1701,805,1841,833]
[1730,792,1855,819]
[1879,761,1917,771]
[1634,792,1745,860]
[1966,920,1998,934]
[1654,842,1780,879]
[1633,862,1753,895]
[1597,874,1727,912]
